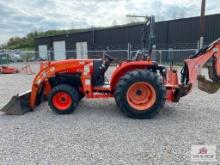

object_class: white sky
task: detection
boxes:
[0,0,219,44]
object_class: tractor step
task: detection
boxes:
[93,84,111,92]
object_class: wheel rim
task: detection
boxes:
[52,92,72,110]
[126,82,156,111]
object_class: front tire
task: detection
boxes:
[48,84,79,114]
[114,70,166,119]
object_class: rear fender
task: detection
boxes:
[110,61,155,91]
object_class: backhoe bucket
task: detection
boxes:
[0,90,32,115]
[197,75,220,94]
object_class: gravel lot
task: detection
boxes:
[0,63,220,164]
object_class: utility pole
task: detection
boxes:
[199,0,206,49]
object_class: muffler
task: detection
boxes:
[197,75,220,94]
[0,90,32,115]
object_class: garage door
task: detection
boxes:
[76,42,88,59]
[53,41,66,60]
[38,45,48,60]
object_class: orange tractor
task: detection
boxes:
[1,38,220,118]
[0,66,18,74]
[1,16,220,118]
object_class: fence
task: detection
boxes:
[0,50,36,64]
[156,49,197,65]
[65,50,129,64]
[0,48,197,66]
[65,49,197,65]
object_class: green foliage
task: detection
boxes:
[1,29,92,50]
[1,31,39,50]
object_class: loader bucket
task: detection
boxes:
[0,90,32,115]
[197,75,220,94]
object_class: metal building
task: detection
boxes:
[35,14,220,61]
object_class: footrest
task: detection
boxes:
[93,85,111,92]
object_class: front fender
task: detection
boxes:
[29,59,93,109]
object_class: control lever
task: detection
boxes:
[99,53,115,72]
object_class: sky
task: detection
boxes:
[0,0,219,45]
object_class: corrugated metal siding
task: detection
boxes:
[94,26,140,49]
[65,32,93,58]
[167,17,199,49]
[155,22,168,49]
[35,14,220,60]
[204,14,220,43]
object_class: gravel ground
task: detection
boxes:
[0,63,220,164]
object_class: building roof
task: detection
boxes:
[36,13,220,39]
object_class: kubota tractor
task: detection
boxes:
[1,16,220,119]
[1,38,220,118]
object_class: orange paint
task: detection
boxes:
[214,53,220,77]
[126,82,156,111]
[52,92,72,110]
[185,40,220,85]
[110,61,154,91]
[28,39,220,111]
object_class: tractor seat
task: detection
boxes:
[92,59,105,86]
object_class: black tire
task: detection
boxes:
[114,70,166,119]
[48,84,79,114]
[79,92,85,101]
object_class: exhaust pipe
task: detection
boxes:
[0,90,32,115]
[197,75,220,94]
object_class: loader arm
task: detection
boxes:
[29,59,93,109]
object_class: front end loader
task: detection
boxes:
[0,90,31,115]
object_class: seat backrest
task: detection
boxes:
[92,59,105,86]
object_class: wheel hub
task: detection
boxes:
[136,89,142,96]
[60,97,66,102]
[52,92,72,110]
[126,82,156,111]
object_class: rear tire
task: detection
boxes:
[79,92,85,101]
[114,70,166,119]
[48,84,79,114]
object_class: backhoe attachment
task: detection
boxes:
[197,75,220,94]
[180,38,220,95]
[0,90,32,115]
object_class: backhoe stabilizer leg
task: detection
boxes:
[197,75,220,94]
[0,90,32,115]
